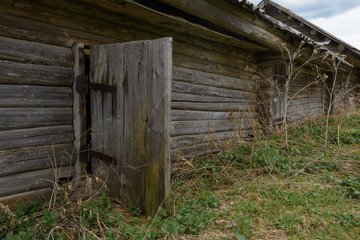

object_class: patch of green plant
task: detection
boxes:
[0,201,47,240]
[128,205,142,216]
[40,209,60,231]
[225,186,243,200]
[173,190,219,234]
[273,212,302,232]
[233,214,252,237]
[79,193,112,228]
[339,175,360,198]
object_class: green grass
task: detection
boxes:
[1,112,360,239]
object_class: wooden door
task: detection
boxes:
[89,38,172,216]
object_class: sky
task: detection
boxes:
[248,0,360,49]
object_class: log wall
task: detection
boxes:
[170,66,257,159]
[0,36,75,202]
[0,0,260,203]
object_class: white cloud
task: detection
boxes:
[310,6,360,50]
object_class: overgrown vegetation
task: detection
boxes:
[1,111,359,239]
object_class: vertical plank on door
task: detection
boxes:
[145,38,172,216]
[72,43,85,184]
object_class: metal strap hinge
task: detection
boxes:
[75,74,117,94]
[80,144,117,165]
[88,82,117,93]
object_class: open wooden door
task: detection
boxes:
[88,38,172,216]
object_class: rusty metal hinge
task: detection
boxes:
[80,144,117,165]
[75,74,116,94]
[88,82,117,93]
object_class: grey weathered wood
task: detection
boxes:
[0,125,74,150]
[171,130,253,149]
[30,0,267,51]
[0,166,73,197]
[171,136,253,160]
[72,43,85,184]
[171,101,254,111]
[171,143,217,160]
[173,66,256,92]
[287,110,323,123]
[0,12,119,48]
[0,188,53,210]
[157,0,281,49]
[171,109,252,121]
[0,85,73,107]
[0,36,73,67]
[0,60,73,86]
[172,81,256,100]
[171,119,253,137]
[90,38,172,216]
[174,42,258,70]
[145,37,172,216]
[0,108,72,130]
[90,43,121,199]
[172,92,252,103]
[287,98,322,106]
[287,102,322,113]
[0,152,73,177]
[0,144,74,165]
[173,54,252,80]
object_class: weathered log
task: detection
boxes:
[0,125,74,150]
[171,109,252,121]
[172,81,256,100]
[0,144,74,165]
[170,138,252,160]
[171,119,253,136]
[0,153,73,177]
[0,188,53,209]
[170,129,253,149]
[0,13,118,47]
[52,0,267,51]
[0,166,73,197]
[0,36,73,67]
[171,92,251,103]
[0,60,73,86]
[156,0,282,49]
[173,66,256,92]
[171,101,255,111]
[173,53,253,79]
[0,108,73,130]
[0,85,72,107]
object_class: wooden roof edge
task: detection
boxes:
[258,0,360,61]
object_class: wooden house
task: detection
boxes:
[0,0,359,215]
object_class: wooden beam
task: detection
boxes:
[0,108,73,130]
[0,60,73,86]
[172,81,256,100]
[0,85,73,107]
[171,119,253,136]
[156,0,280,49]
[173,66,256,92]
[0,35,73,67]
[0,125,74,151]
[0,167,73,197]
